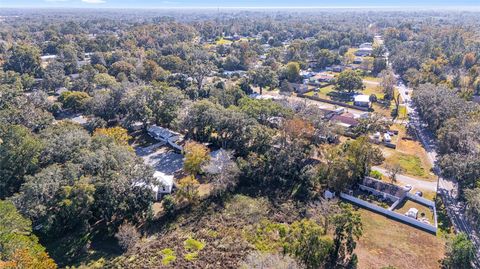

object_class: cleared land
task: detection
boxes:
[356,209,445,269]
[381,124,436,181]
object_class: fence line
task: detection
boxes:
[406,192,435,207]
[297,93,371,111]
[340,192,437,233]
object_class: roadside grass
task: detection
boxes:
[393,199,435,224]
[216,38,232,45]
[356,208,445,269]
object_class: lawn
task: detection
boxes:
[216,38,232,45]
[304,84,335,99]
[363,75,382,83]
[356,209,445,269]
[362,83,384,99]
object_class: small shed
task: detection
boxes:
[324,190,336,199]
[405,208,419,219]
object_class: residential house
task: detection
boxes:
[152,171,175,199]
[353,95,371,107]
[148,125,180,143]
[330,114,359,129]
[289,83,309,94]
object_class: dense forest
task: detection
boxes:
[0,9,479,269]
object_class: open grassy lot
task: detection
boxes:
[381,124,436,181]
[356,209,445,269]
[363,75,382,83]
[383,151,430,178]
[362,83,384,98]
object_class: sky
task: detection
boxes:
[1,0,480,9]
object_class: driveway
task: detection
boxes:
[136,143,184,176]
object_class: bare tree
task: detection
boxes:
[306,198,341,233]
[115,222,141,252]
[202,149,240,196]
[386,163,404,183]
[379,69,396,100]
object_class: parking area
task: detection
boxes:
[135,143,184,181]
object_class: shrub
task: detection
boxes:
[184,237,205,252]
[370,170,383,179]
[162,195,176,215]
[184,252,198,261]
[240,251,301,269]
[160,248,176,265]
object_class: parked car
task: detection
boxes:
[404,184,413,191]
[415,191,423,197]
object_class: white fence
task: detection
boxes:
[406,193,435,207]
[340,192,437,233]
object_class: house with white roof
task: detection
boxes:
[353,94,371,107]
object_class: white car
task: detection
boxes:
[404,184,412,191]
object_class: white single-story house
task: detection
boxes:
[153,171,174,199]
[359,42,373,49]
[148,125,180,143]
[134,172,174,201]
[353,95,371,107]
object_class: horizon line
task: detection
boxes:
[2,5,480,10]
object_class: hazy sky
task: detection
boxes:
[2,0,480,8]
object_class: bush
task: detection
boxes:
[184,252,198,261]
[184,237,205,252]
[370,170,383,179]
[160,248,176,265]
[162,195,176,215]
[115,222,140,251]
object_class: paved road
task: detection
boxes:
[372,166,437,192]
[396,73,480,267]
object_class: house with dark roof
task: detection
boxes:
[330,114,359,129]
[289,83,309,94]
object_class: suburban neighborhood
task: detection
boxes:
[1,5,480,269]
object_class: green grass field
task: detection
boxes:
[384,152,428,178]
